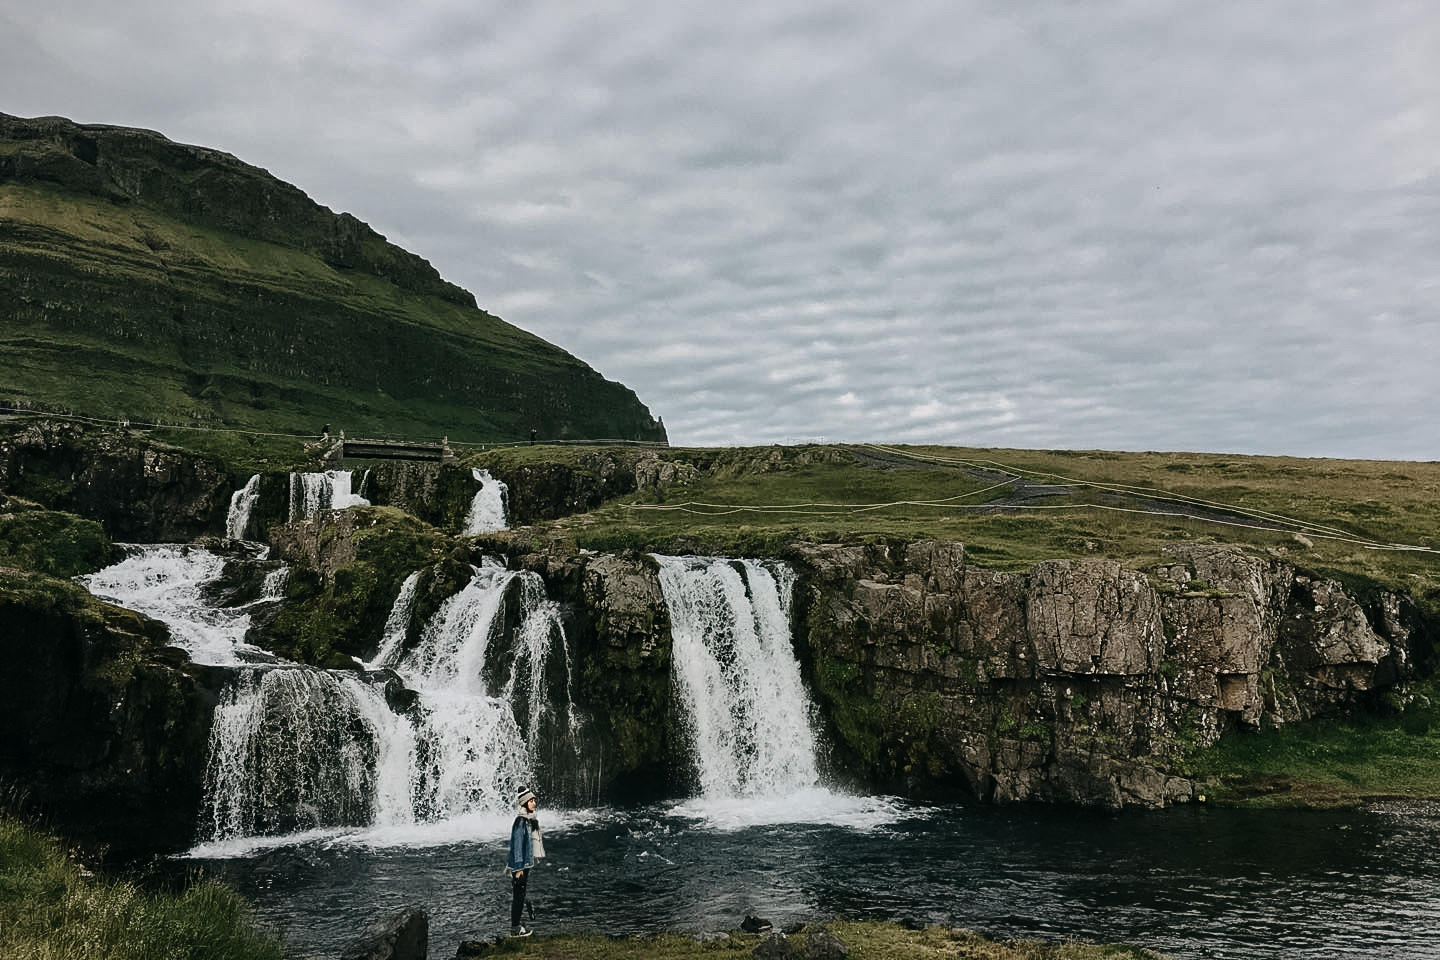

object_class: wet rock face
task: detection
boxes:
[0,579,216,856]
[791,540,1430,809]
[0,420,232,541]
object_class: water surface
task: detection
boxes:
[190,795,1440,959]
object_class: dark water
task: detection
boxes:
[187,793,1440,959]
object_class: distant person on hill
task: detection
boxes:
[529,427,537,446]
[506,787,544,938]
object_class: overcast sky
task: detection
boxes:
[4,1,1438,458]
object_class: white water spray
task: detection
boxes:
[203,667,414,839]
[76,545,268,666]
[197,557,582,841]
[655,554,820,799]
[363,570,422,670]
[463,468,508,534]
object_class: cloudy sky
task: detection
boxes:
[4,1,1438,459]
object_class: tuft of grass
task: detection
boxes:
[0,816,285,960]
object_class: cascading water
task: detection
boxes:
[198,557,586,843]
[288,470,369,521]
[654,554,820,799]
[463,468,508,534]
[203,667,413,838]
[363,570,421,671]
[226,474,261,540]
[76,545,275,666]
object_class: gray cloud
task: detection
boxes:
[4,0,1437,458]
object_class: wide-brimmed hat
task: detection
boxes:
[516,787,538,807]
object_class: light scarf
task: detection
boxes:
[519,806,545,860]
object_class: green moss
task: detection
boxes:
[0,505,119,577]
[1178,676,1440,804]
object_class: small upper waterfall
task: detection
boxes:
[226,474,261,540]
[76,545,274,666]
[463,468,508,534]
[289,470,369,521]
[654,554,820,799]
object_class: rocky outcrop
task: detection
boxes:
[0,419,231,541]
[253,513,1433,810]
[792,540,1430,808]
[0,571,216,855]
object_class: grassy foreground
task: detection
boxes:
[465,922,1165,960]
[0,816,284,960]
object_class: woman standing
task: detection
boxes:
[507,787,544,938]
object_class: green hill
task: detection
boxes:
[0,113,666,446]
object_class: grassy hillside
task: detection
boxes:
[0,113,665,445]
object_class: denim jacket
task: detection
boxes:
[508,815,534,872]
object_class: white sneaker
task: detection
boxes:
[510,926,533,938]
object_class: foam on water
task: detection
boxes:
[666,788,911,831]
[76,545,265,666]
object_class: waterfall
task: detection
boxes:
[654,555,820,799]
[203,667,412,838]
[288,470,369,521]
[363,570,421,670]
[463,468,508,534]
[197,557,585,842]
[76,545,263,666]
[259,565,289,600]
[226,474,261,540]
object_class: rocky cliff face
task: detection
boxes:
[0,419,232,541]
[790,540,1429,808]
[0,573,216,855]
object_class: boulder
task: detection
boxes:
[340,907,428,960]
[804,929,850,959]
[753,933,795,960]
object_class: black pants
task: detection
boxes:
[511,870,528,927]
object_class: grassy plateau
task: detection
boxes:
[475,441,1440,809]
